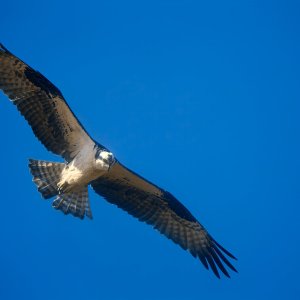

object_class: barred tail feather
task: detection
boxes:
[52,187,92,219]
[29,159,92,219]
[29,159,64,199]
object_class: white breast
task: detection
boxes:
[58,144,107,191]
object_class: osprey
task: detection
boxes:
[0,44,237,278]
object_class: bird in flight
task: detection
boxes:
[0,44,237,278]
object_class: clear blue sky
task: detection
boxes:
[1,1,299,299]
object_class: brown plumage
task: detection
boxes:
[0,44,237,278]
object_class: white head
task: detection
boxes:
[95,149,116,171]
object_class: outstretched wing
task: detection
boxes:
[0,44,94,161]
[91,162,237,278]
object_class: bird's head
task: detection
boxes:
[95,149,116,171]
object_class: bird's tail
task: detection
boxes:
[29,159,64,199]
[28,159,92,219]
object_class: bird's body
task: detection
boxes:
[0,43,237,278]
[57,144,114,192]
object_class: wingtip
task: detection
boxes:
[229,264,238,273]
[210,236,237,260]
[227,250,238,261]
